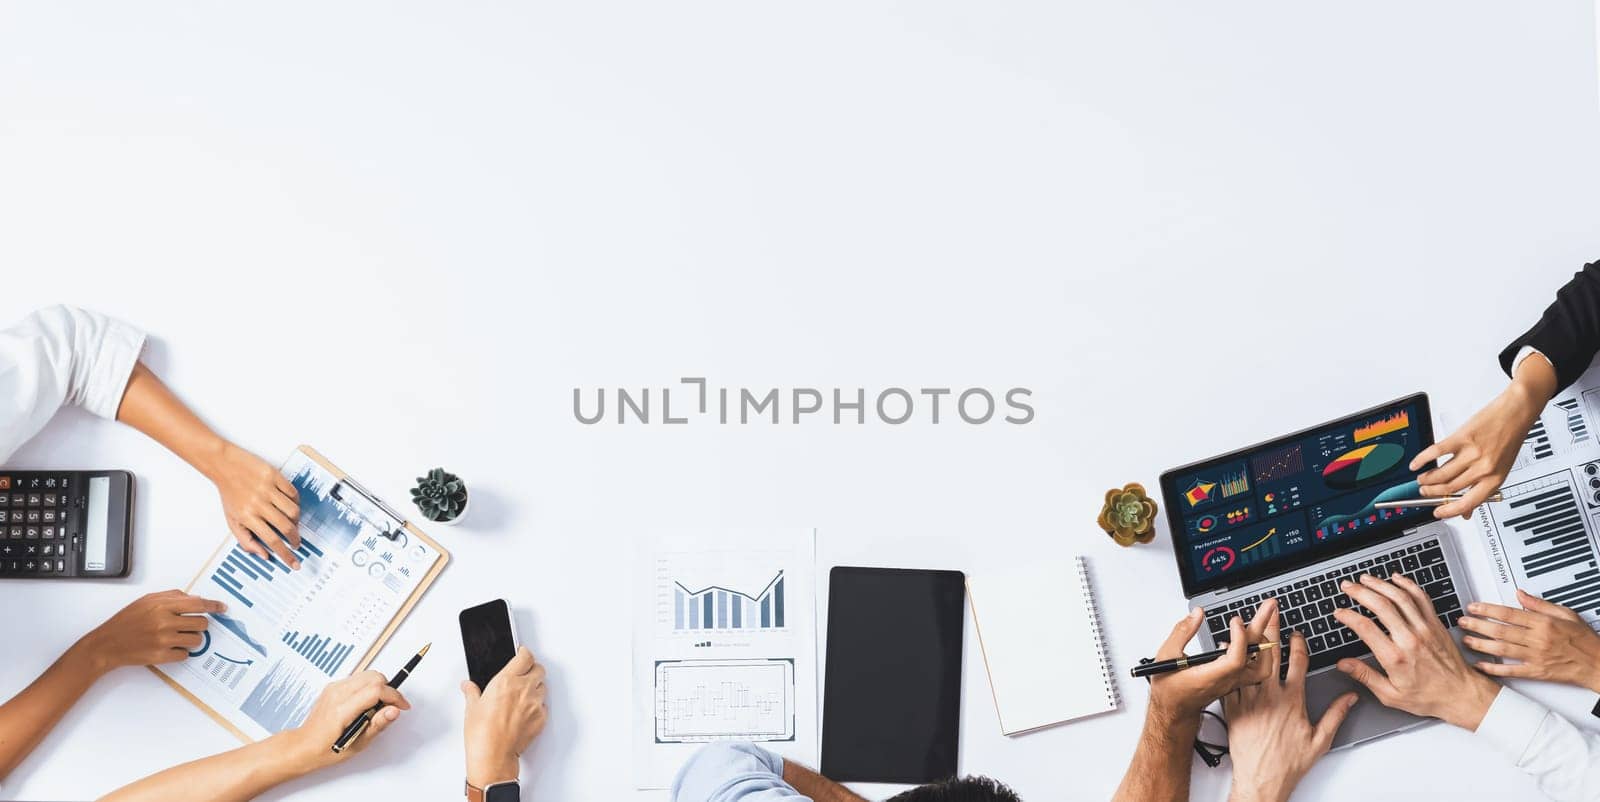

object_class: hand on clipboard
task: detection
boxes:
[152,446,450,743]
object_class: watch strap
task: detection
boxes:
[466,779,521,802]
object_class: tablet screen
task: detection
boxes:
[820,566,965,784]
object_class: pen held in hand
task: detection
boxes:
[1373,493,1503,510]
[1130,641,1278,679]
[331,642,430,754]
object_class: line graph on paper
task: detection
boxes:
[653,658,795,743]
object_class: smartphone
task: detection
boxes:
[460,598,518,690]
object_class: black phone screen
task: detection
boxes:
[820,567,965,784]
[460,599,516,690]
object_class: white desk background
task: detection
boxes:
[3,2,1600,800]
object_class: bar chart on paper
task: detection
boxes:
[672,572,786,631]
[636,532,817,787]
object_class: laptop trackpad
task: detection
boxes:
[1306,659,1428,749]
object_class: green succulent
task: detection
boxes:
[410,467,468,522]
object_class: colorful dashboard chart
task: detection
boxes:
[1321,443,1404,489]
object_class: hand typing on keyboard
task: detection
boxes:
[1224,631,1358,802]
[1333,574,1501,730]
[1459,589,1600,693]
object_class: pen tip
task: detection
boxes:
[418,643,431,656]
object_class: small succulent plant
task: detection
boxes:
[1099,482,1158,546]
[411,468,468,522]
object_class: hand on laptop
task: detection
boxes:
[1411,354,1556,520]
[1334,574,1500,730]
[1459,589,1600,693]
[1150,598,1280,717]
[1224,631,1357,802]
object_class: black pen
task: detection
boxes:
[1130,641,1277,679]
[332,642,430,753]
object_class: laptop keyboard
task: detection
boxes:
[1204,537,1463,672]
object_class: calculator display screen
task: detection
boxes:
[85,476,109,572]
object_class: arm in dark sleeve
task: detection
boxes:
[1500,261,1600,392]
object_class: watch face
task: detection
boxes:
[485,782,520,802]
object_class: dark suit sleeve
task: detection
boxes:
[1499,261,1600,392]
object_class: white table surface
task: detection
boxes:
[5,2,1600,800]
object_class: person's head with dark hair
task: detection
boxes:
[884,775,1022,802]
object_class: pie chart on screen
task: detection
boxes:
[1322,443,1404,489]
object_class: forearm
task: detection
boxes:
[1112,702,1202,802]
[781,759,869,802]
[0,639,108,781]
[99,734,306,802]
[114,363,230,480]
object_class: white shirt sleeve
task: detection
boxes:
[0,305,146,463]
[1475,686,1600,801]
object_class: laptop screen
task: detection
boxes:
[1160,393,1435,597]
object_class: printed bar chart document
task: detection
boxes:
[631,529,817,788]
[152,447,449,741]
[1473,360,1600,628]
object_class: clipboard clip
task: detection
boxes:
[329,477,408,541]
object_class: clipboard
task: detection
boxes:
[151,445,450,742]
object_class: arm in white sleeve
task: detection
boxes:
[1476,686,1600,801]
[0,306,146,461]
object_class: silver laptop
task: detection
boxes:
[1159,393,1484,748]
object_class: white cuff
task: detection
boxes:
[1512,345,1551,379]
[1475,686,1549,766]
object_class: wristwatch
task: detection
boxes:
[465,779,521,802]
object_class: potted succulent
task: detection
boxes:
[411,467,469,526]
[1098,482,1158,546]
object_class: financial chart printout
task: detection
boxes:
[631,529,817,788]
[154,450,444,740]
[1475,360,1600,629]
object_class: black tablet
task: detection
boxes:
[820,566,965,784]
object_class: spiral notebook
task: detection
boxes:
[968,556,1118,736]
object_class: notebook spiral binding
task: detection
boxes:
[1075,556,1120,710]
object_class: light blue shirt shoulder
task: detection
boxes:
[670,743,812,802]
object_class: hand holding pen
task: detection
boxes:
[274,669,412,772]
[1143,598,1282,717]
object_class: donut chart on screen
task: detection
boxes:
[1321,442,1404,488]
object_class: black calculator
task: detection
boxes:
[0,471,133,578]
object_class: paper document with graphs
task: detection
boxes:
[1474,360,1600,629]
[153,447,448,741]
[631,529,817,788]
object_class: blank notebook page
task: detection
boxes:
[968,556,1119,735]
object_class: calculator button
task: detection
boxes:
[25,493,40,506]
[23,560,35,571]
[40,545,53,556]
[3,561,15,572]
[0,544,13,557]
[41,526,55,539]
[7,527,19,539]
[27,478,40,489]
[55,559,64,572]
[0,477,9,490]
[25,510,39,523]
[41,510,56,524]
[0,511,7,524]
[42,493,55,506]
[23,544,36,556]
[35,561,48,574]
[24,527,37,539]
